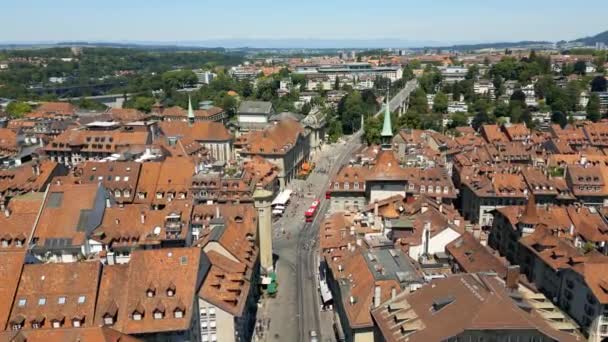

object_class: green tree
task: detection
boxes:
[338,91,366,134]
[398,111,422,129]
[409,88,429,113]
[465,65,479,80]
[551,111,568,128]
[334,76,340,90]
[161,70,198,90]
[301,102,312,115]
[510,90,527,103]
[573,61,587,75]
[449,112,469,128]
[364,115,382,145]
[126,96,156,113]
[432,91,448,113]
[6,101,31,118]
[587,93,601,122]
[591,76,607,92]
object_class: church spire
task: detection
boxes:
[187,95,195,125]
[381,90,393,150]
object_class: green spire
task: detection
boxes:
[381,92,392,138]
[187,95,195,123]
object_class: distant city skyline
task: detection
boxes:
[2,0,607,47]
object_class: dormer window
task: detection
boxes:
[104,316,114,325]
[147,283,157,297]
[72,317,83,327]
[174,308,184,318]
[1,239,9,247]
[51,319,63,328]
[167,283,176,297]
[132,310,143,321]
[153,301,165,320]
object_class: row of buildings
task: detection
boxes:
[0,97,329,341]
[319,110,608,341]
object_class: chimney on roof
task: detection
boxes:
[140,211,146,224]
[105,198,111,208]
[32,163,40,176]
[505,265,520,290]
[215,206,221,219]
[373,285,382,308]
[374,199,379,217]
[391,287,397,300]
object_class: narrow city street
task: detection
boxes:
[254,134,362,342]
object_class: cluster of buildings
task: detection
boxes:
[320,109,608,341]
[0,96,329,341]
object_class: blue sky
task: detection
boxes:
[1,0,607,44]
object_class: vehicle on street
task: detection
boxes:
[304,200,320,222]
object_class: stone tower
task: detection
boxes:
[254,189,274,274]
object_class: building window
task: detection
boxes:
[133,313,142,321]
[72,319,81,327]
[77,296,86,304]
[153,311,164,320]
[58,296,66,305]
[17,299,26,307]
[114,190,121,197]
[52,321,61,328]
[104,317,114,325]
[38,297,46,306]
[12,324,21,331]
[174,310,184,318]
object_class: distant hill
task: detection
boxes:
[432,41,553,52]
[573,30,608,45]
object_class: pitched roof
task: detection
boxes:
[159,121,231,141]
[238,101,273,114]
[102,248,205,335]
[31,182,103,248]
[372,274,580,342]
[8,261,102,330]
[0,251,26,331]
[239,119,305,155]
[446,232,508,277]
[0,326,142,342]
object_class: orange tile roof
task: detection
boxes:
[32,182,102,247]
[239,119,305,155]
[1,326,142,342]
[372,274,580,342]
[0,251,26,331]
[103,248,204,335]
[159,121,231,141]
[8,261,102,330]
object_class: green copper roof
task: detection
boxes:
[381,95,392,137]
[187,95,195,120]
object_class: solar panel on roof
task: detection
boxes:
[47,192,64,208]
